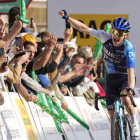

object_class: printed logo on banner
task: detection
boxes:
[15,99,38,140]
[69,14,128,50]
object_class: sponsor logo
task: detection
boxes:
[128,52,134,58]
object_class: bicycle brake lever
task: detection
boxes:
[95,93,99,111]
[129,96,137,107]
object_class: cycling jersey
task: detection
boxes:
[89,29,135,74]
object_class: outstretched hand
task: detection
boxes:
[58,11,65,17]
[46,33,57,48]
[72,63,92,77]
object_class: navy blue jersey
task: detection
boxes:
[89,29,135,74]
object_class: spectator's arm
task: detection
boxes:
[55,84,66,105]
[21,72,44,92]
[59,64,89,84]
[58,55,70,69]
[35,61,57,74]
[32,47,53,70]
[59,70,75,83]
[72,81,92,96]
[68,75,85,87]
[1,20,22,48]
[14,79,38,102]
[53,44,63,65]
[97,66,106,85]
[6,64,22,83]
[63,27,73,43]
[32,33,57,70]
[14,78,29,101]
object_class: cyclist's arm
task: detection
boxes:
[59,11,111,42]
[68,17,112,43]
[124,40,135,89]
[67,17,90,34]
[127,68,135,89]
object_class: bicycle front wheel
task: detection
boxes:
[111,114,122,140]
[123,114,134,140]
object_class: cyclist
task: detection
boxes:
[58,10,140,137]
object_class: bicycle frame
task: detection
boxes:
[114,100,125,140]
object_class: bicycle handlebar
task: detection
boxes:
[95,93,137,111]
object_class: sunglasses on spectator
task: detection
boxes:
[112,28,126,37]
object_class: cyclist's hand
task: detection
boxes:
[126,89,134,97]
[121,89,133,97]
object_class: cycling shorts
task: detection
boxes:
[105,73,128,111]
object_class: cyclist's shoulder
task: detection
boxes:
[124,39,134,53]
[124,39,134,49]
[123,39,135,57]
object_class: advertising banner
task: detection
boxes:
[9,92,40,140]
[0,0,32,14]
[61,97,92,140]
[27,94,63,140]
[75,97,110,140]
[0,92,26,140]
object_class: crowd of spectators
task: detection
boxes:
[0,6,106,112]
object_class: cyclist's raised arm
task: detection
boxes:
[58,10,90,34]
[58,10,111,43]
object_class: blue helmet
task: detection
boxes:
[112,17,131,33]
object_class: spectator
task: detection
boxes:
[22,33,60,74]
[8,6,29,32]
[58,54,93,90]
[6,46,51,97]
[0,48,28,86]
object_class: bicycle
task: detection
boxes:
[94,91,137,140]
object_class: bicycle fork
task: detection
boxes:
[115,101,125,140]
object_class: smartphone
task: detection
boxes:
[66,20,71,29]
[30,18,34,28]
[90,68,96,77]
[15,37,23,51]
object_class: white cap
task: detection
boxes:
[65,36,77,51]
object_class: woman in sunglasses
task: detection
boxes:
[58,10,139,137]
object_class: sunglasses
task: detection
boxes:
[112,28,126,37]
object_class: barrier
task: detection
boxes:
[9,92,40,140]
[0,92,26,139]
[60,97,92,140]
[27,94,63,140]
[75,97,110,140]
